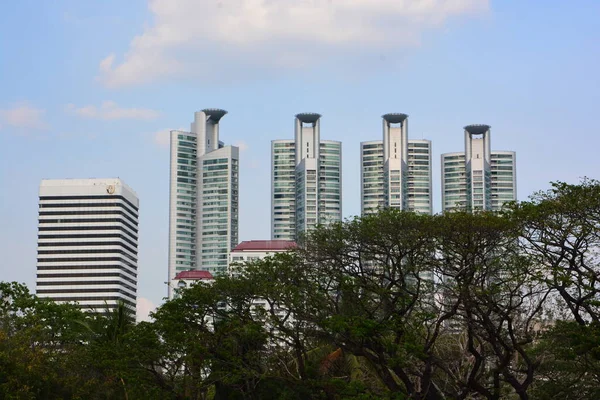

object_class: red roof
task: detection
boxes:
[174,270,214,280]
[232,240,296,252]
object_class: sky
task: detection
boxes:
[1,0,599,321]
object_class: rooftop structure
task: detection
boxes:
[232,240,297,252]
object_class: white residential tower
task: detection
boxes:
[272,113,342,241]
[168,109,239,297]
[441,124,517,212]
[360,113,432,215]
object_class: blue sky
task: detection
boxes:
[1,0,599,319]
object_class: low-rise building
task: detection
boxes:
[229,240,296,270]
[172,270,214,294]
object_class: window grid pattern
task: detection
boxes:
[272,141,296,240]
[318,142,342,225]
[442,154,468,211]
[361,139,432,215]
[490,152,517,211]
[199,156,238,276]
[407,141,432,214]
[173,133,198,272]
[361,142,385,215]
[442,151,516,212]
[36,188,138,314]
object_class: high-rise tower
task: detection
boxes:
[441,125,516,212]
[168,109,239,297]
[36,178,138,316]
[271,113,342,241]
[360,114,432,215]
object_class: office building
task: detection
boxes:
[441,124,517,212]
[272,113,342,241]
[168,109,239,297]
[36,178,138,315]
[360,114,432,215]
[229,240,296,268]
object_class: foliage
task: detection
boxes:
[2,179,600,399]
[531,321,600,399]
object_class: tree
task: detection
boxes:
[434,212,548,400]
[297,210,451,399]
[512,179,600,325]
[76,301,140,399]
[229,252,324,382]
[511,179,600,399]
[2,179,599,399]
[532,321,600,400]
[0,282,93,398]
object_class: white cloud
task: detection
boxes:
[0,102,48,131]
[136,297,156,322]
[66,101,160,120]
[99,54,115,73]
[98,0,489,87]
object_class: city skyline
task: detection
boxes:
[1,0,598,321]
[0,108,539,320]
[0,109,561,320]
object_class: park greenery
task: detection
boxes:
[1,180,600,399]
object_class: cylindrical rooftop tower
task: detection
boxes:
[295,113,322,163]
[382,113,409,161]
[464,124,491,163]
[202,108,228,123]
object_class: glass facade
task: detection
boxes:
[442,153,467,211]
[271,115,342,241]
[491,152,517,211]
[272,141,296,240]
[168,110,238,297]
[360,116,433,285]
[441,126,516,213]
[360,142,385,214]
[173,133,197,271]
[407,141,432,214]
[318,141,342,224]
[198,154,238,275]
[360,115,432,216]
